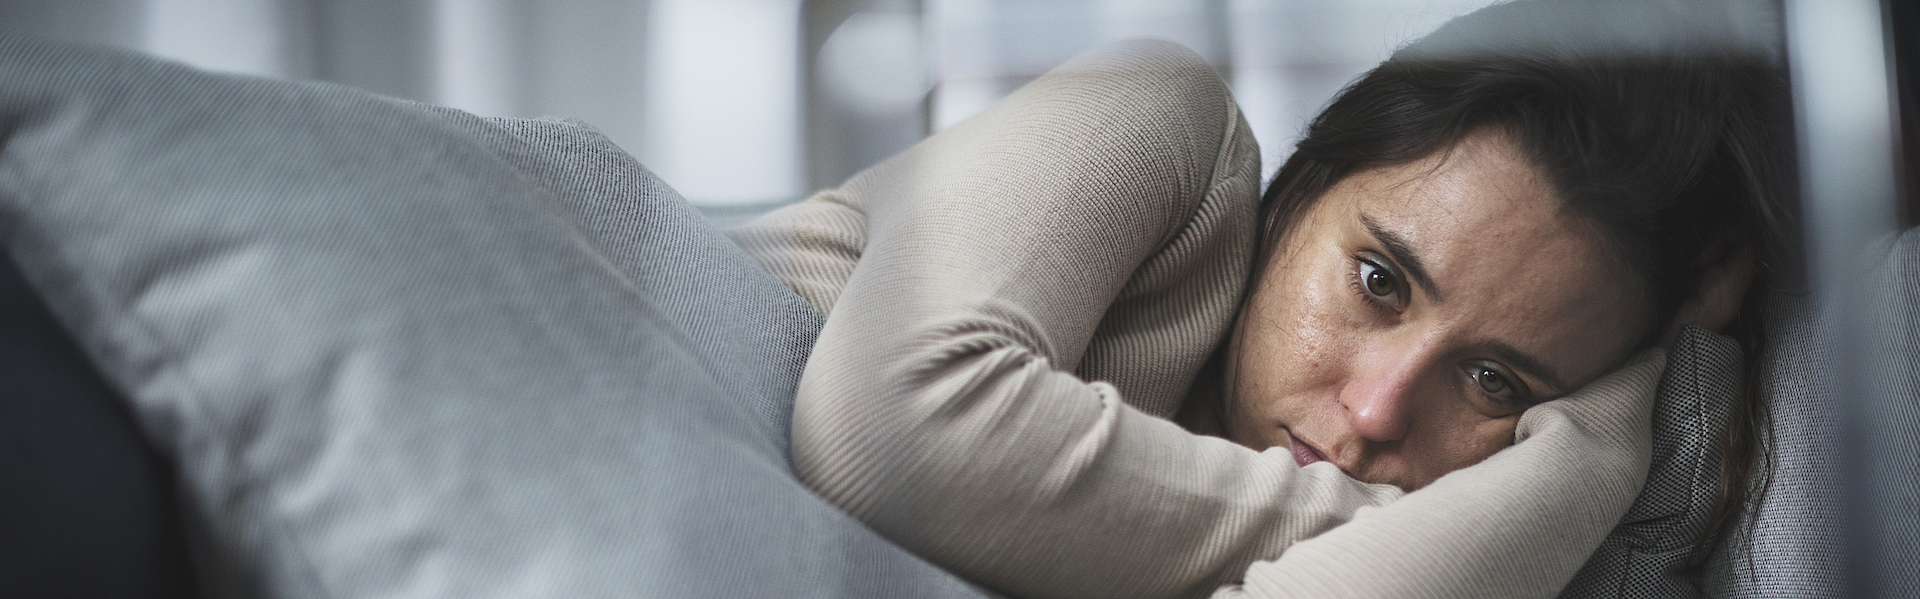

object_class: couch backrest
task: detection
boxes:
[1704,227,1920,598]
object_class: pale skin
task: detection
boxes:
[1222,127,1656,490]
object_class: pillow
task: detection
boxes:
[1572,229,1920,598]
[1560,325,1739,598]
[0,36,988,598]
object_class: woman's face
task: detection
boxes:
[1226,128,1651,490]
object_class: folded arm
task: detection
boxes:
[734,40,1658,599]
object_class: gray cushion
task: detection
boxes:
[1583,227,1920,599]
[1858,228,1920,593]
[0,36,987,599]
[1560,325,1739,599]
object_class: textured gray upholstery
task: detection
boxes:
[0,37,987,598]
[1700,227,1920,598]
[1562,232,1920,599]
[1698,294,1846,598]
[1857,228,1920,594]
[1561,326,1739,599]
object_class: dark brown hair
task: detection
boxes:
[1253,1,1797,563]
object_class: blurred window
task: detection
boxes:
[24,0,1507,211]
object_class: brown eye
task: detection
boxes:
[1357,258,1398,301]
[1365,268,1395,296]
[1475,367,1510,395]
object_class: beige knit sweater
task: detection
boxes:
[729,40,1662,599]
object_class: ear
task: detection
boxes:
[1667,243,1758,334]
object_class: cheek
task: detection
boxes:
[1445,416,1521,465]
[1228,252,1356,429]
[1393,414,1520,489]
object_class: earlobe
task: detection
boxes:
[1667,243,1757,334]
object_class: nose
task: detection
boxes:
[1340,342,1426,443]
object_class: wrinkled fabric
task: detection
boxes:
[0,37,989,599]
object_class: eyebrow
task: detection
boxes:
[1360,215,1444,303]
[1358,215,1572,396]
[1486,340,1572,396]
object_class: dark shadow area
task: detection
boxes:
[0,253,198,599]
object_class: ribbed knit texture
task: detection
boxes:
[734,40,1665,599]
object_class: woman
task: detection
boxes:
[730,3,1788,597]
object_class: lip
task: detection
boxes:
[1286,431,1330,468]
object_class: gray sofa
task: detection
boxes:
[0,36,1907,599]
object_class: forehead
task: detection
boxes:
[1313,129,1649,386]
[1336,131,1568,249]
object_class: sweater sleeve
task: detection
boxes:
[731,40,1657,599]
[729,39,1259,421]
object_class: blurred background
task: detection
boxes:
[0,0,1543,223]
